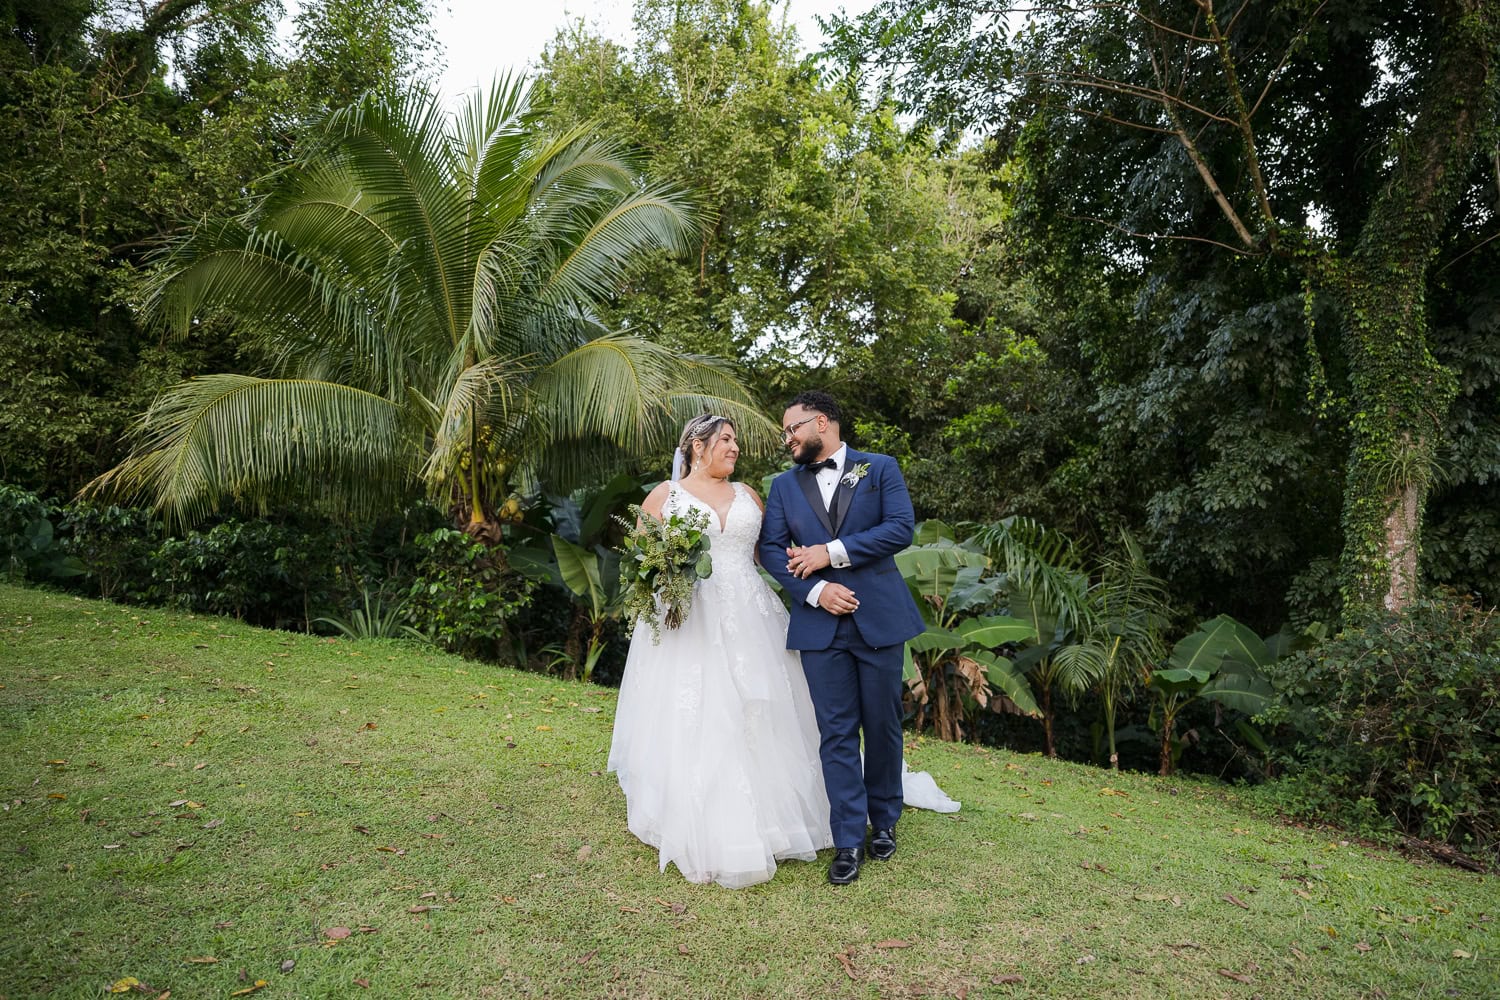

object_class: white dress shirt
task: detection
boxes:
[806,445,853,607]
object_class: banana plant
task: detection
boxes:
[510,473,640,680]
[549,534,622,681]
[1147,615,1275,775]
[896,521,1039,741]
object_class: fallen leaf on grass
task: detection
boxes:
[991,975,1023,985]
[1453,949,1472,959]
[279,960,295,973]
[619,906,641,914]
[408,905,431,914]
[873,940,911,949]
[576,949,598,965]
[353,825,371,836]
[353,978,370,988]
[1289,946,1308,961]
[214,921,234,929]
[655,898,687,915]
[1223,893,1250,910]
[1354,941,1372,953]
[677,944,690,955]
[108,978,143,993]
[323,927,352,940]
[192,763,207,771]
[375,845,405,855]
[183,956,218,964]
[834,951,856,980]
[1217,969,1253,984]
[419,891,438,899]
[1076,954,1096,964]
[201,818,223,830]
[228,981,268,996]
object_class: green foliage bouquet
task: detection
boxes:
[616,504,714,643]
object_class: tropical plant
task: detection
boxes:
[1147,615,1275,776]
[405,527,532,663]
[85,77,775,535]
[0,484,84,583]
[896,521,1039,741]
[971,516,1094,757]
[315,587,423,641]
[1054,534,1173,769]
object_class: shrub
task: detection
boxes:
[0,484,83,582]
[58,502,161,601]
[406,528,534,663]
[1261,597,1500,857]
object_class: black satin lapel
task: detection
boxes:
[797,467,835,536]
[830,477,854,537]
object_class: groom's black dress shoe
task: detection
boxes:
[869,828,897,860]
[828,847,863,885]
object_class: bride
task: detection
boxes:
[608,414,955,888]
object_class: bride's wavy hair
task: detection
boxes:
[676,414,734,476]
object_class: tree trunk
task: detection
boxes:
[1158,711,1174,777]
[1330,1,1498,619]
[1042,685,1055,758]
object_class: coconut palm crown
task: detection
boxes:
[87,76,774,534]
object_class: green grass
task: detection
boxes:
[1,583,1494,999]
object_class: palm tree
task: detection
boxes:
[1055,533,1171,769]
[971,517,1096,756]
[86,77,774,533]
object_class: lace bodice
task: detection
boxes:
[663,481,784,620]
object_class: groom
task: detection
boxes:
[758,391,925,885]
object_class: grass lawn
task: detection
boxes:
[1,582,1494,999]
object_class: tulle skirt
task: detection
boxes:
[608,583,833,888]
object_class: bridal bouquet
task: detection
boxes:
[616,504,714,642]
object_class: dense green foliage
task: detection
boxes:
[830,0,1500,624]
[0,0,435,498]
[1263,598,1500,857]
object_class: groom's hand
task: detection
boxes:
[785,544,831,579]
[816,583,859,615]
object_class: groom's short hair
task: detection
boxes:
[788,390,841,426]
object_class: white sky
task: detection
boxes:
[433,0,876,104]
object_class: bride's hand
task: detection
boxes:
[785,544,831,579]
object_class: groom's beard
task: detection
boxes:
[791,440,825,465]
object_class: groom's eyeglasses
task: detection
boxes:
[780,415,819,442]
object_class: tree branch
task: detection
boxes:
[1069,214,1262,255]
[1197,0,1277,233]
[1029,71,1239,126]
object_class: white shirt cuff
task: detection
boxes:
[827,539,851,568]
[806,580,827,607]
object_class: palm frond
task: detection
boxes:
[521,336,769,488]
[972,517,1095,632]
[83,375,416,526]
[533,187,696,308]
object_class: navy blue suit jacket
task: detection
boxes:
[758,449,925,651]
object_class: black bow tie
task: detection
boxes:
[806,458,838,472]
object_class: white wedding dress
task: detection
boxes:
[609,482,832,887]
[608,481,960,889]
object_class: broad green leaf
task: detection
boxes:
[907,626,968,653]
[958,615,1036,648]
[1169,614,1272,673]
[551,534,602,609]
[1200,667,1274,714]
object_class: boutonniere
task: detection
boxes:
[841,462,871,488]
